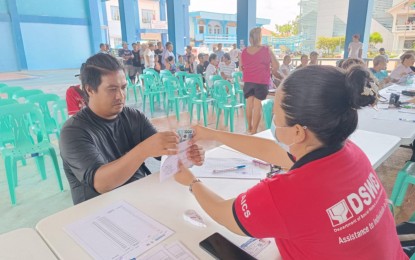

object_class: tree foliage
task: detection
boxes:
[369,32,383,46]
[316,36,345,55]
[274,16,299,37]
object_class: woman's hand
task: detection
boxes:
[187,144,205,166]
[192,125,215,142]
[174,161,197,186]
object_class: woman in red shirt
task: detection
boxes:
[175,65,408,259]
[240,27,280,134]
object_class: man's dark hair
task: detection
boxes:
[223,53,231,61]
[166,42,172,48]
[209,53,217,62]
[167,56,174,62]
[198,53,204,60]
[99,43,105,48]
[81,53,123,95]
[379,47,385,52]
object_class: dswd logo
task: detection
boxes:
[326,200,353,227]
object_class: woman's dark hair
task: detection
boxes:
[341,58,365,70]
[400,53,414,63]
[281,65,377,146]
[80,53,123,95]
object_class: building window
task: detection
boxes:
[199,25,204,34]
[214,25,221,34]
[111,6,120,21]
[142,9,155,23]
[208,25,212,34]
[404,39,415,49]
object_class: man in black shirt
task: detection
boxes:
[132,42,141,83]
[118,42,134,82]
[60,54,204,204]
[154,41,164,70]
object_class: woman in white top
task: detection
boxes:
[390,53,415,82]
[280,55,293,78]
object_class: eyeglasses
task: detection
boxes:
[267,165,282,178]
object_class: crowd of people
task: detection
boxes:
[59,27,411,259]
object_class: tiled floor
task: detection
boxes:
[0,70,414,235]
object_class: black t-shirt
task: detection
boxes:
[59,106,157,204]
[132,50,141,67]
[118,49,133,65]
[155,49,163,68]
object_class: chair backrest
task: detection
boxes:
[139,74,157,92]
[210,75,223,86]
[0,99,18,106]
[12,89,44,101]
[0,86,24,99]
[232,71,243,90]
[26,93,60,132]
[0,103,48,147]
[185,74,204,89]
[261,99,274,129]
[144,68,161,85]
[213,80,235,105]
[162,76,180,99]
[0,83,8,89]
[53,99,68,129]
[160,69,173,79]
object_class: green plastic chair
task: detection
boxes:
[126,76,139,102]
[175,71,188,91]
[0,83,8,89]
[261,99,274,129]
[0,86,24,99]
[390,161,415,207]
[160,69,173,80]
[12,89,44,102]
[26,94,60,140]
[232,71,245,104]
[213,80,247,132]
[186,78,215,126]
[139,74,165,117]
[209,75,223,96]
[0,99,19,147]
[144,68,162,86]
[162,76,190,121]
[52,99,68,130]
[0,103,63,205]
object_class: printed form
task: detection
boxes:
[64,201,174,260]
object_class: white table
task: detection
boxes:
[36,147,281,260]
[358,83,415,145]
[0,228,57,259]
[247,129,401,169]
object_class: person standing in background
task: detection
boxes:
[144,43,155,69]
[309,51,319,65]
[215,43,225,62]
[229,43,242,68]
[131,43,142,83]
[155,41,164,69]
[118,42,134,82]
[348,34,363,59]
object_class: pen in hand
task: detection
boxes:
[212,165,246,173]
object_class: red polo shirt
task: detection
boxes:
[233,141,407,260]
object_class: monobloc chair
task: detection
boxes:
[52,99,69,130]
[160,69,173,80]
[12,89,44,103]
[186,78,215,126]
[0,86,24,99]
[126,76,139,103]
[162,76,190,121]
[0,103,63,205]
[232,71,245,104]
[390,161,415,207]
[213,80,247,132]
[26,94,60,140]
[261,99,274,129]
[139,74,165,117]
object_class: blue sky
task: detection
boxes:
[189,0,301,31]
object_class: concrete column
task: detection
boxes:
[343,0,374,59]
[221,21,227,34]
[6,0,27,70]
[236,0,257,49]
[118,0,141,44]
[159,0,167,45]
[166,0,190,58]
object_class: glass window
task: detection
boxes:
[142,9,155,23]
[110,6,120,21]
[404,39,415,49]
[214,25,221,34]
[199,25,204,34]
[208,25,212,34]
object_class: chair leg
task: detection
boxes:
[395,178,414,207]
[196,104,201,121]
[202,103,208,127]
[35,156,47,180]
[189,103,194,123]
[5,156,17,205]
[49,148,63,191]
[224,110,229,127]
[230,108,235,132]
[143,95,147,112]
[216,108,222,129]
[390,171,408,205]
[133,87,138,102]
[175,99,180,121]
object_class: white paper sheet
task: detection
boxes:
[141,241,198,260]
[64,201,174,260]
[160,141,193,182]
[240,238,271,257]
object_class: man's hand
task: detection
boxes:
[192,125,215,142]
[187,144,205,166]
[141,131,179,157]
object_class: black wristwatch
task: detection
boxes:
[189,179,201,193]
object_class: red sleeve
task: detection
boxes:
[66,86,82,115]
[233,178,290,239]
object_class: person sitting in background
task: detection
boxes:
[370,55,390,86]
[390,53,415,83]
[205,53,218,88]
[196,53,205,82]
[177,55,186,71]
[219,53,236,81]
[341,58,365,70]
[154,55,161,73]
[402,50,415,72]
[309,51,319,65]
[185,54,196,74]
[174,65,407,260]
[60,53,204,205]
[98,43,108,54]
[203,53,210,71]
[379,47,389,63]
[280,55,293,77]
[165,56,177,74]
[296,54,309,69]
[66,84,88,116]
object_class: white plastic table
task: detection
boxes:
[358,83,415,145]
[0,228,57,259]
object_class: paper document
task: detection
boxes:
[160,141,193,182]
[141,241,198,260]
[240,238,271,257]
[64,201,174,260]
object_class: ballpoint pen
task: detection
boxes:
[212,165,246,173]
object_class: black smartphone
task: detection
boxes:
[199,232,257,260]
